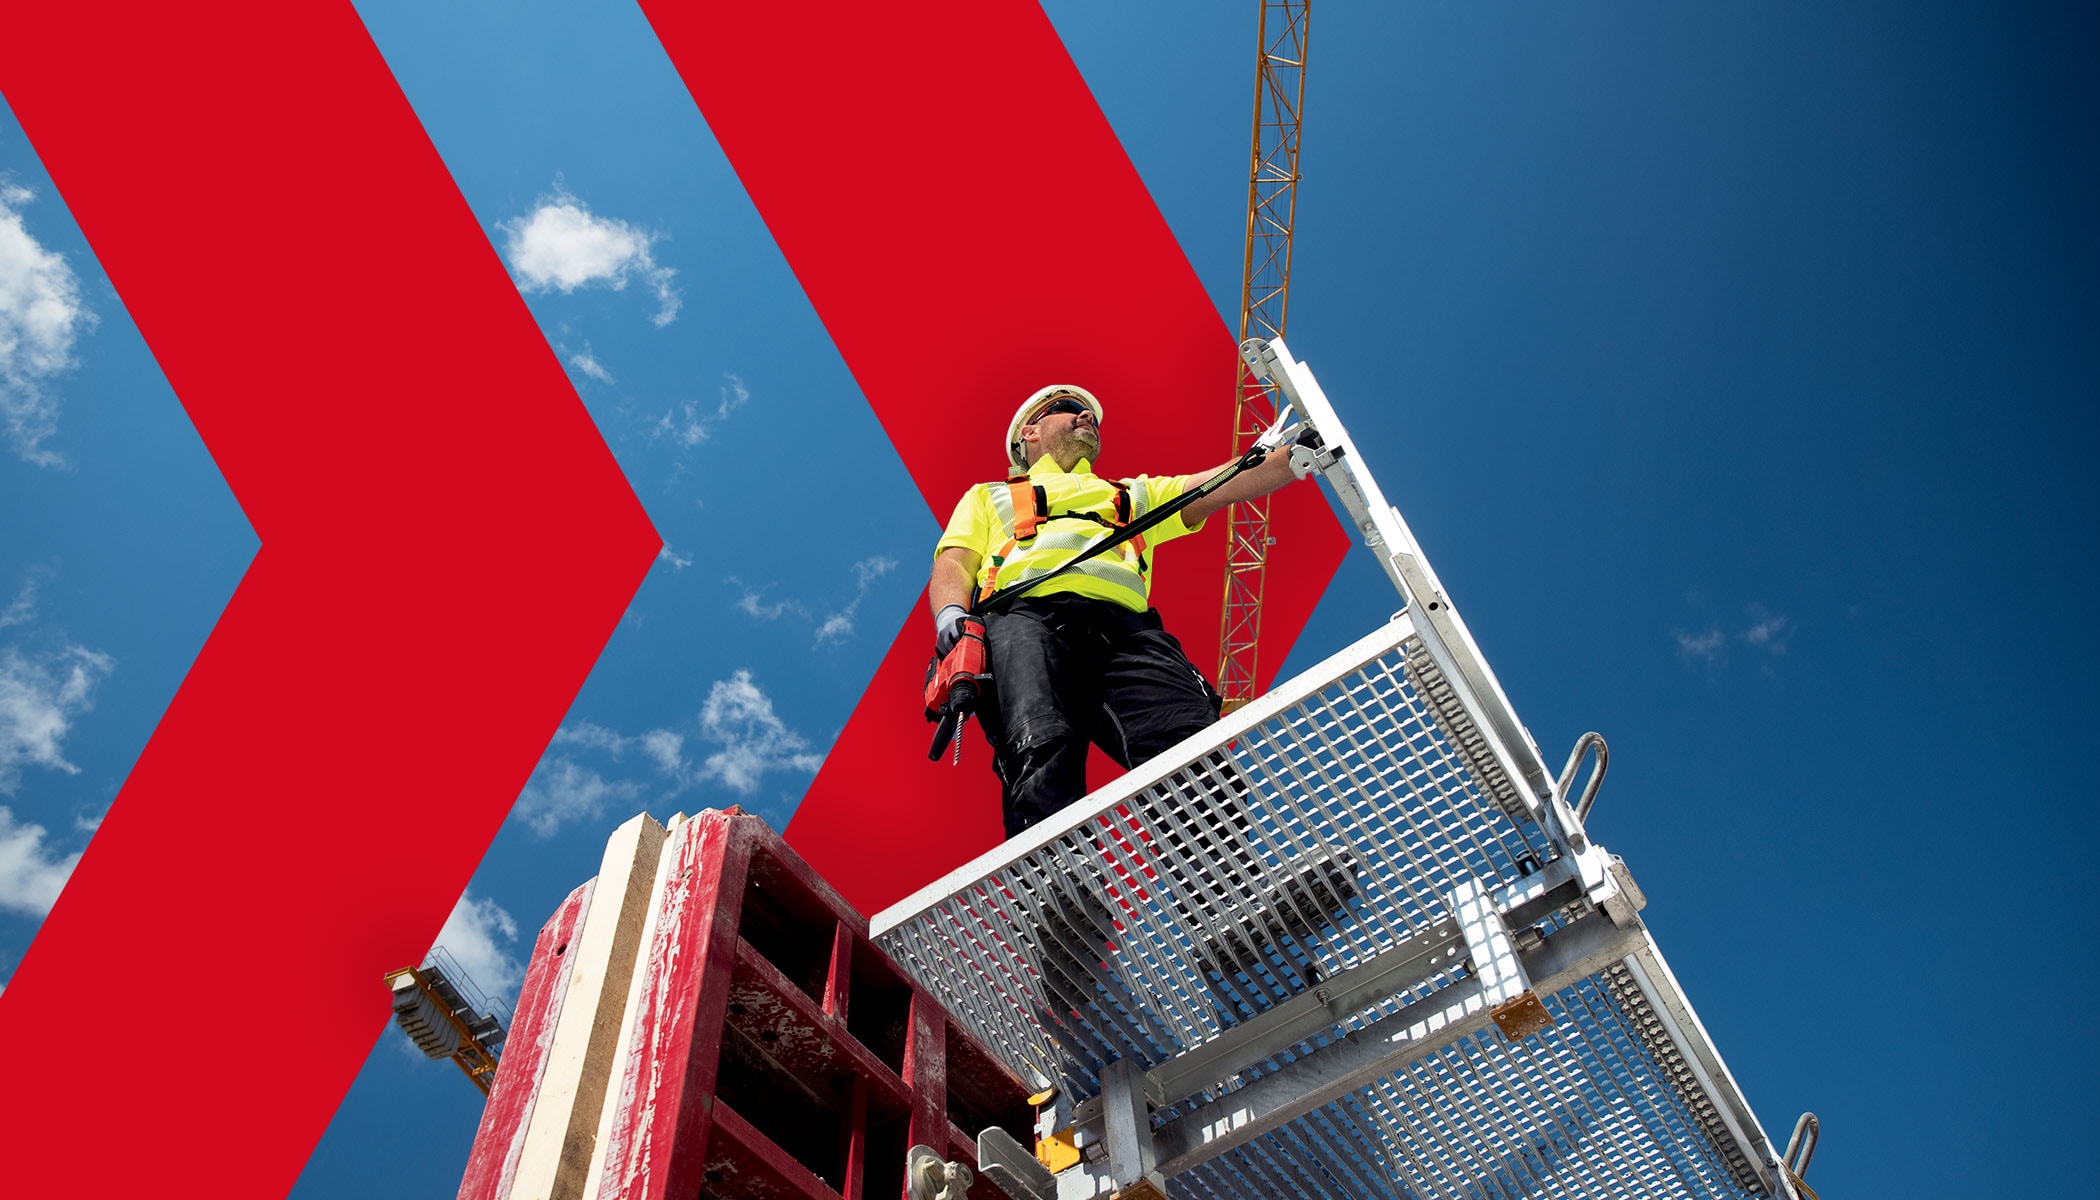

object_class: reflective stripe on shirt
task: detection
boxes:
[935,458,1205,613]
[983,475,1155,609]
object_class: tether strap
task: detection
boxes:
[974,446,1268,616]
[1037,486,1150,573]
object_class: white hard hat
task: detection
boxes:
[1005,384,1103,471]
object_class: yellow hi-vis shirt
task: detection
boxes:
[936,457,1206,612]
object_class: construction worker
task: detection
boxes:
[929,384,1305,838]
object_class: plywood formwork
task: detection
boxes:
[458,809,1036,1200]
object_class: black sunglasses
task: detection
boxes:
[1031,397,1091,421]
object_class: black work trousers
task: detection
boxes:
[978,594,1221,838]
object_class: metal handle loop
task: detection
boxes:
[1555,732,1610,823]
[1784,1111,1819,1178]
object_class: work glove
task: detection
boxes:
[934,603,970,656]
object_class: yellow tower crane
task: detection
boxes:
[1218,0,1310,711]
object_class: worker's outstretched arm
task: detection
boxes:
[1177,447,1303,529]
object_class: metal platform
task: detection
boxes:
[872,340,1800,1200]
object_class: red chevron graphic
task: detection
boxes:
[641,0,1351,912]
[0,2,1345,1192]
[0,4,659,1196]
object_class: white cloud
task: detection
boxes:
[518,673,822,828]
[1673,628,1725,665]
[551,721,683,773]
[516,718,701,836]
[637,729,685,776]
[651,373,749,448]
[729,555,899,648]
[430,890,523,1005]
[694,670,825,794]
[658,546,693,572]
[0,572,41,628]
[1742,606,1793,653]
[566,345,614,384]
[1675,604,1796,669]
[0,576,115,795]
[0,805,80,917]
[719,375,749,417]
[512,755,645,838]
[815,556,898,646]
[729,580,801,622]
[551,719,630,757]
[500,185,681,327]
[0,183,93,467]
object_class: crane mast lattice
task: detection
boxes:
[1218,0,1310,710]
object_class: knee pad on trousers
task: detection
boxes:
[999,734,1091,837]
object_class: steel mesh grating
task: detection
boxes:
[1172,978,1756,1200]
[875,616,1765,1199]
[1599,962,1766,1193]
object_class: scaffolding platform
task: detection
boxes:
[870,339,1803,1200]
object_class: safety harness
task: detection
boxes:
[977,475,1150,606]
[977,443,1272,617]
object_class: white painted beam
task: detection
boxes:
[510,813,668,1200]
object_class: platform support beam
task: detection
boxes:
[1101,1058,1165,1199]
[1152,911,1641,1177]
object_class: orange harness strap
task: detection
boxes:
[977,536,1017,605]
[1110,481,1148,570]
[977,477,1147,605]
[981,477,1042,604]
[1007,476,1048,541]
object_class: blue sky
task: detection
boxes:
[2,3,2094,1197]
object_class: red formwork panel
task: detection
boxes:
[582,810,1034,1200]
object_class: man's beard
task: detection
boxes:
[1061,427,1100,459]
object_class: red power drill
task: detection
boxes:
[924,615,991,763]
